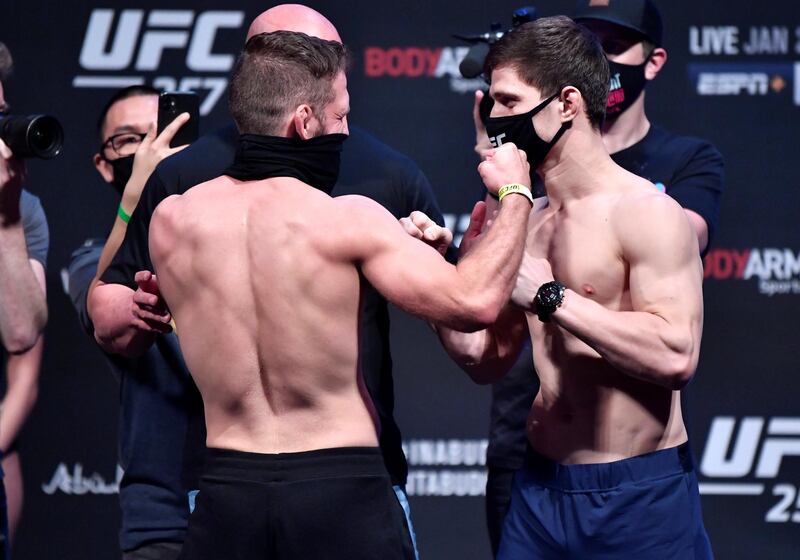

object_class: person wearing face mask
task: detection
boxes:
[90,8,453,558]
[67,85,196,560]
[573,0,724,254]
[150,30,533,560]
[434,16,713,558]
[466,2,725,553]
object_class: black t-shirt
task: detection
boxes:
[68,239,204,551]
[610,125,724,253]
[101,123,445,485]
[487,125,725,470]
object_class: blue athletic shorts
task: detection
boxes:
[498,443,713,559]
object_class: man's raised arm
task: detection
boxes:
[350,144,533,332]
[0,142,46,352]
[514,192,704,390]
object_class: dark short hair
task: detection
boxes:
[0,42,13,82]
[485,16,610,128]
[96,85,161,141]
[229,31,347,135]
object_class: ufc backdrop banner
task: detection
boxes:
[1,0,799,558]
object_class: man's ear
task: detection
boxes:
[292,104,317,140]
[93,152,114,184]
[559,86,582,123]
[645,47,667,80]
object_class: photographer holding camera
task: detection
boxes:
[0,41,49,558]
[0,44,47,352]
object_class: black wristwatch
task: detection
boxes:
[534,281,566,323]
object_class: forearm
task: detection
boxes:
[90,281,156,357]
[551,290,698,389]
[453,195,531,327]
[0,336,43,451]
[95,219,129,283]
[0,224,47,352]
[95,175,148,281]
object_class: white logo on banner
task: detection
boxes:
[402,439,488,497]
[697,73,769,95]
[699,416,800,523]
[74,9,245,115]
[41,463,122,496]
[689,26,792,56]
[687,25,800,106]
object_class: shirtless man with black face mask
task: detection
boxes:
[149,31,534,560]
[457,3,725,553]
[436,17,713,559]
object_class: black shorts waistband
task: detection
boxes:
[203,446,387,484]
[522,442,695,492]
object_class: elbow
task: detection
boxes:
[662,350,698,390]
[6,305,47,355]
[5,321,44,355]
[460,295,503,332]
[93,328,147,359]
[5,331,37,355]
[446,348,498,384]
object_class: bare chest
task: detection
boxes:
[527,205,628,307]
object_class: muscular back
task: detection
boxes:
[150,176,378,453]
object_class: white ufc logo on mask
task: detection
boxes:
[489,133,506,148]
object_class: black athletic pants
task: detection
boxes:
[178,447,415,560]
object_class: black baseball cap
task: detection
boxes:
[573,0,663,46]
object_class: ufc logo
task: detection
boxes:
[700,417,800,478]
[489,133,506,148]
[79,9,244,72]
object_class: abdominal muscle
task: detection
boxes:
[526,329,688,465]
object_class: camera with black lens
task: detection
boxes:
[0,114,64,159]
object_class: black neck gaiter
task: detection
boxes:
[224,133,348,194]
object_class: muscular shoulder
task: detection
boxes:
[613,187,696,261]
[330,195,402,240]
[327,195,405,260]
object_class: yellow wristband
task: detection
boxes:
[497,183,533,204]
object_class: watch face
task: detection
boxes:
[537,282,564,308]
[540,285,560,306]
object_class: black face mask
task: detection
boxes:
[224,133,348,194]
[485,93,571,172]
[606,60,648,120]
[106,154,134,197]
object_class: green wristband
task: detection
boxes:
[117,204,131,224]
